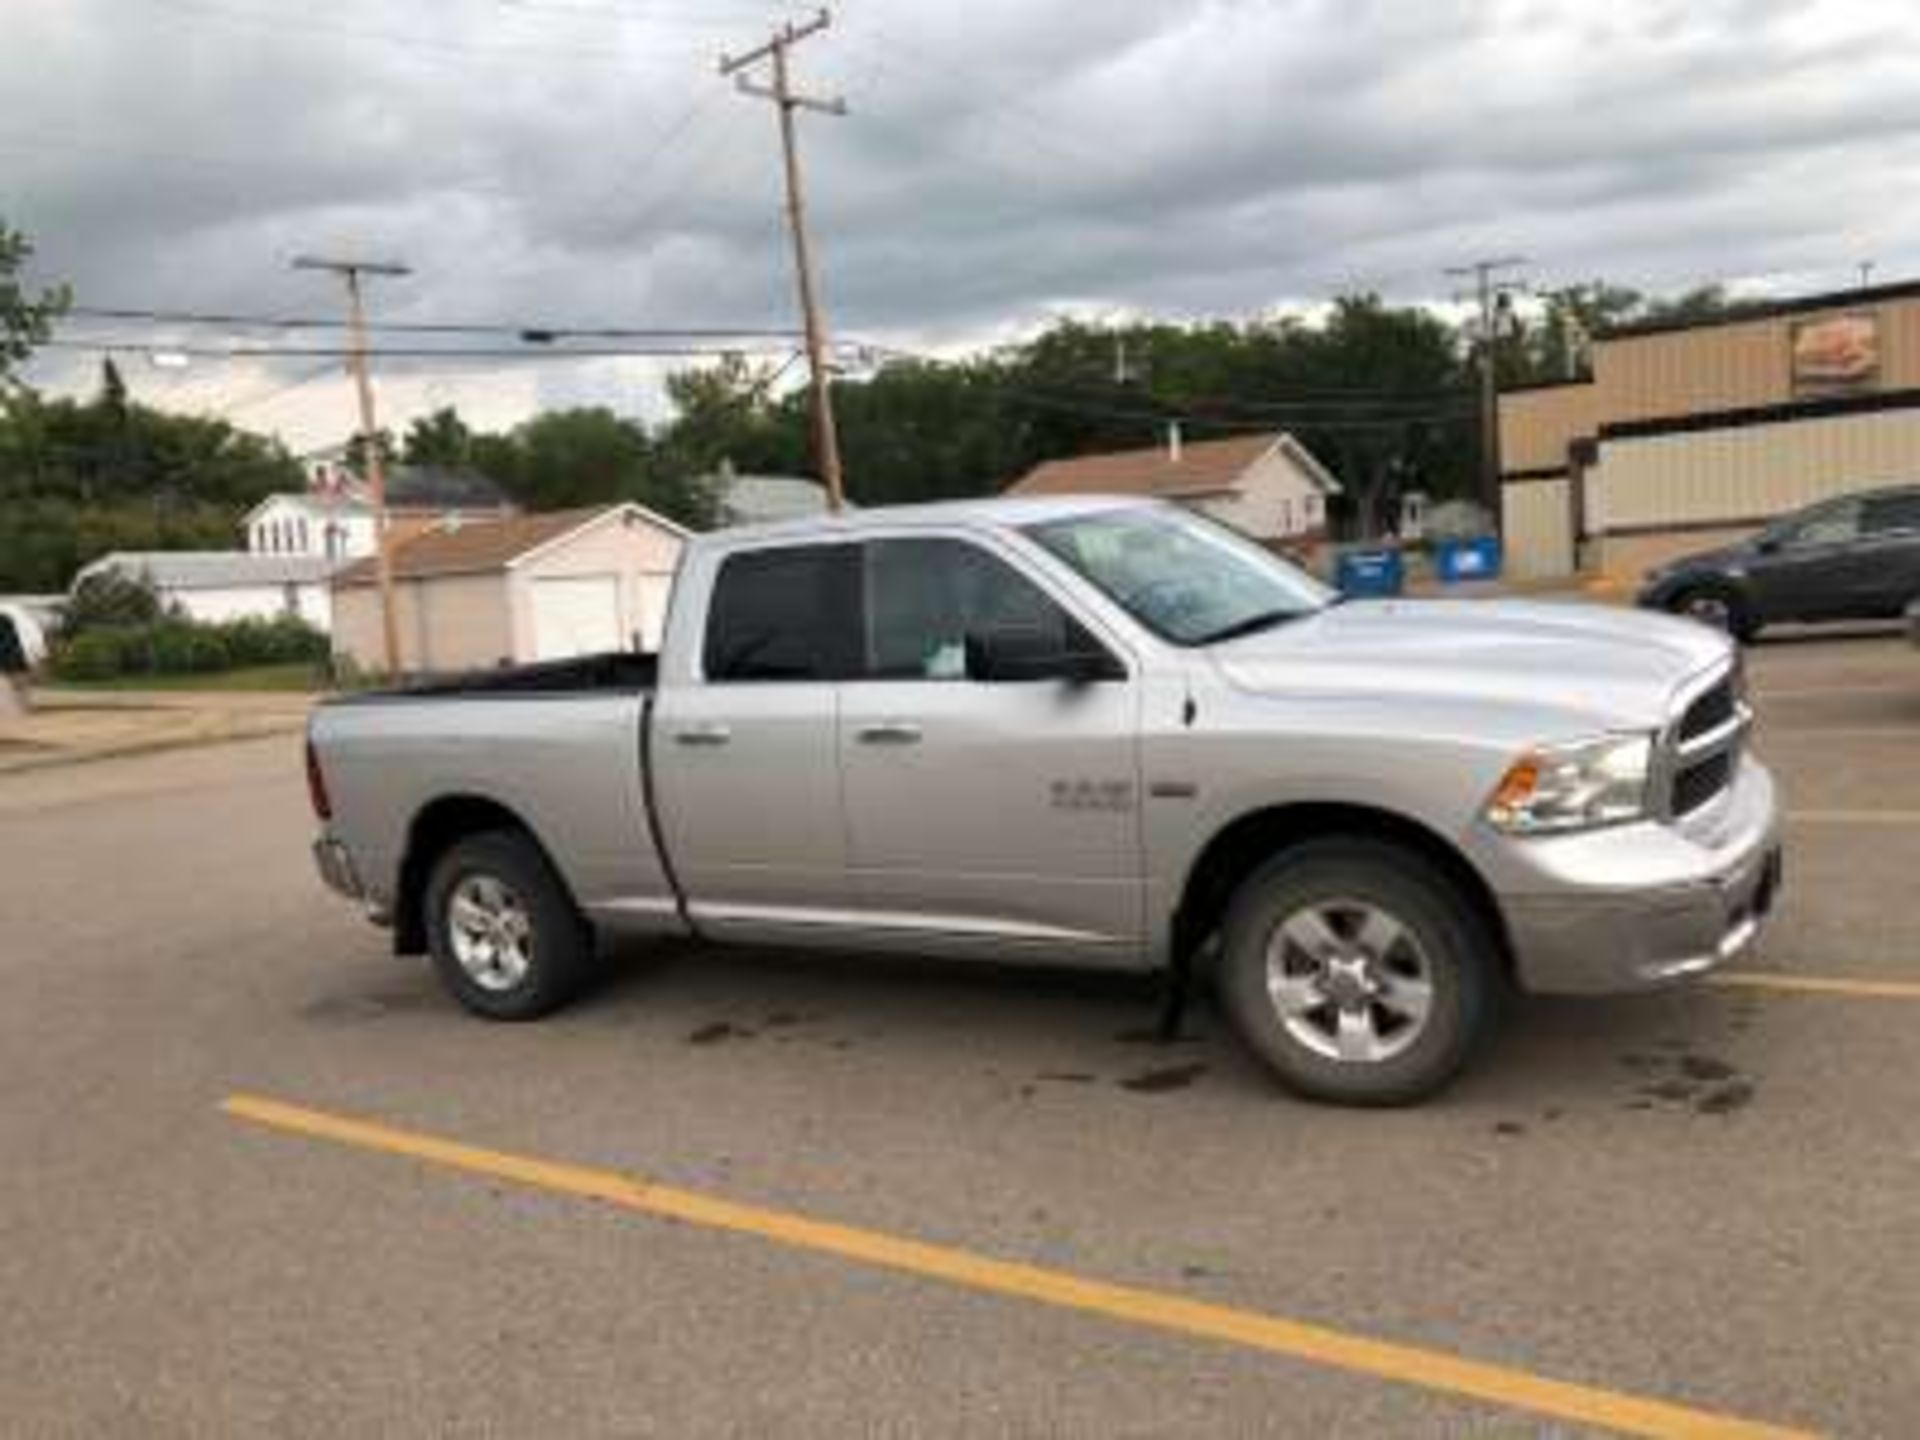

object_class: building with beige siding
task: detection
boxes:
[1498,279,1920,580]
[1007,430,1341,546]
[330,504,685,675]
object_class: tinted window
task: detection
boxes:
[1861,492,1920,535]
[864,538,1088,680]
[1781,499,1862,548]
[704,544,858,681]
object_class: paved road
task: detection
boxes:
[3,635,1917,1436]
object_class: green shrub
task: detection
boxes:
[61,571,162,637]
[220,614,327,666]
[51,608,326,680]
[52,629,132,681]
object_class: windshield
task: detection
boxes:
[1024,505,1335,645]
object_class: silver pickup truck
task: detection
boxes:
[308,497,1782,1105]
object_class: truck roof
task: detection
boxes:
[698,493,1155,548]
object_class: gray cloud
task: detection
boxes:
[7,0,1918,449]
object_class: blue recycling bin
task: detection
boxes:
[1434,536,1502,583]
[1334,547,1405,598]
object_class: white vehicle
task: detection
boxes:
[308,498,1782,1105]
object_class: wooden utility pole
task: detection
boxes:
[720,9,847,510]
[1446,257,1528,521]
[292,254,410,675]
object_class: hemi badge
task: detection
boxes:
[1149,780,1198,800]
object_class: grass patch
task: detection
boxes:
[54,663,328,693]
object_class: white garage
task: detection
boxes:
[331,503,687,676]
[531,575,625,660]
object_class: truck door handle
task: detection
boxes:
[856,721,922,745]
[674,723,732,747]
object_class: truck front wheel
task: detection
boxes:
[1216,838,1498,1106]
[425,829,595,1020]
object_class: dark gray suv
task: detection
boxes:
[1638,485,1920,641]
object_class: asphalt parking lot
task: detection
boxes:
[4,629,1917,1438]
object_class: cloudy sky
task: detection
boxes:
[6,0,1918,453]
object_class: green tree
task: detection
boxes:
[0,382,305,591]
[651,355,799,482]
[0,221,68,388]
[342,427,395,480]
[402,405,474,467]
[472,406,717,529]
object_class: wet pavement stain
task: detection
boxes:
[1696,1080,1756,1115]
[1640,1078,1699,1104]
[1036,1071,1098,1085]
[1119,1063,1208,1093]
[1622,1048,1759,1116]
[301,990,434,1022]
[761,1012,808,1029]
[1492,1121,1527,1137]
[687,1021,751,1046]
[1679,1055,1737,1082]
[1115,1027,1204,1046]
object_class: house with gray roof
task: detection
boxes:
[73,551,347,632]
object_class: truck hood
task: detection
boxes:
[1209,598,1729,730]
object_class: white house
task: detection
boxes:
[74,552,343,630]
[244,492,378,561]
[330,502,687,674]
[1007,429,1341,544]
[243,465,518,561]
[708,470,838,527]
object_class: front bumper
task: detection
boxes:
[313,836,363,900]
[1492,755,1782,995]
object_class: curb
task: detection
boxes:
[0,721,305,777]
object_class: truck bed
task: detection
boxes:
[339,651,658,703]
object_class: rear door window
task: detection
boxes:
[1860,492,1920,536]
[862,537,1090,680]
[704,544,860,681]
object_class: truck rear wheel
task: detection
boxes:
[425,829,595,1020]
[1216,838,1497,1106]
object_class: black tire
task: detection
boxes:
[1667,584,1758,644]
[424,829,595,1020]
[1216,838,1498,1106]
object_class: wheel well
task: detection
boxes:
[1171,803,1513,981]
[393,795,559,955]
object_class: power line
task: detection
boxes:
[207,360,343,420]
[61,305,806,341]
[41,339,803,360]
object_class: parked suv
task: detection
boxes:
[1639,484,1920,641]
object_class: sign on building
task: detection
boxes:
[1791,312,1879,394]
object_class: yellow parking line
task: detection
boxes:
[1713,972,1920,1001]
[220,1093,1813,1440]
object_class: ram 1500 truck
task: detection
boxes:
[308,497,1782,1105]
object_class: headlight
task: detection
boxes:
[1485,733,1654,835]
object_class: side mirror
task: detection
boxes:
[964,626,1121,684]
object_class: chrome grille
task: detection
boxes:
[1666,665,1748,819]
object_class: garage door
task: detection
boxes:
[531,575,623,660]
[635,574,674,651]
